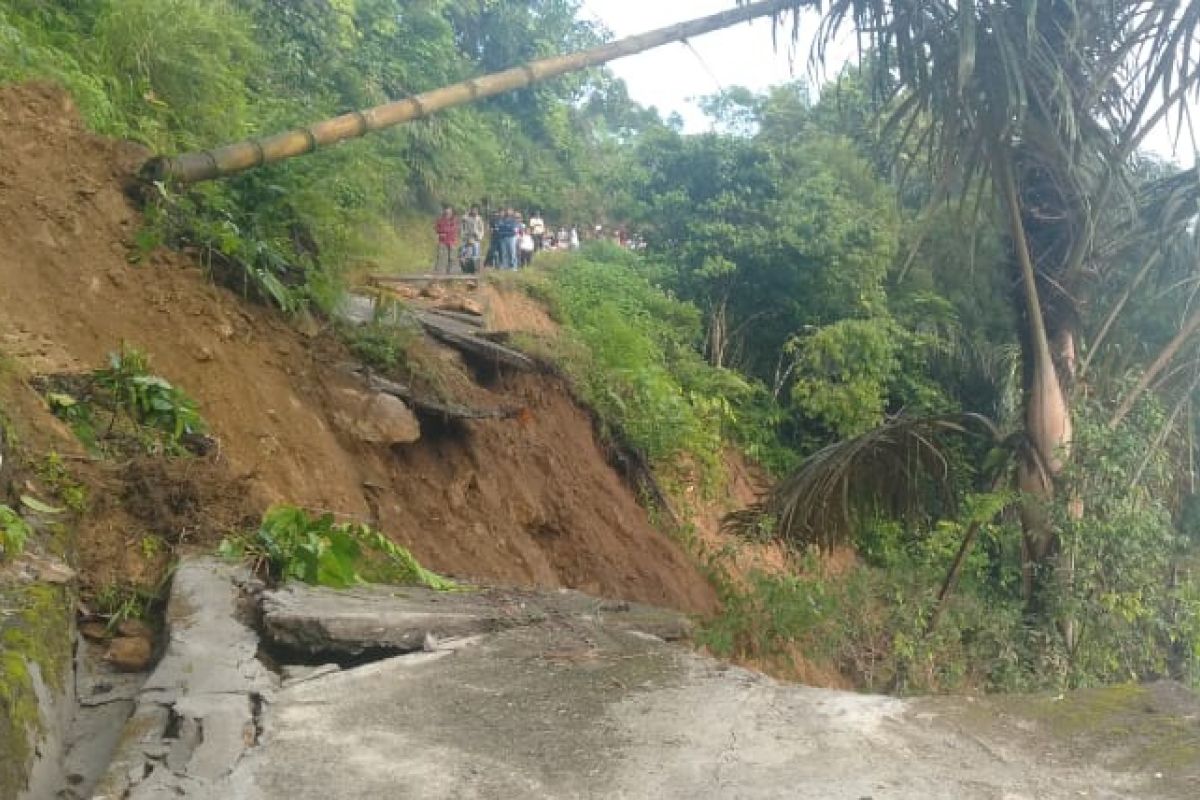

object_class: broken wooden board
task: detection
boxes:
[341,365,522,421]
[370,273,480,284]
[425,308,485,328]
[413,310,535,371]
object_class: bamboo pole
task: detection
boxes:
[142,0,798,184]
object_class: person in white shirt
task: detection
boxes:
[518,229,536,268]
[529,211,547,251]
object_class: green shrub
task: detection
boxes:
[0,505,31,562]
[92,0,259,149]
[43,345,207,455]
[343,317,420,374]
[220,505,456,590]
[535,252,763,485]
[95,346,206,443]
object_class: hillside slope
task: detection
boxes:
[0,81,715,614]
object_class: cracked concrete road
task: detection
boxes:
[94,559,1200,799]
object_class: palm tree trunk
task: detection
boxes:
[997,152,1073,601]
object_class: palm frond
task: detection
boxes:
[723,412,1002,550]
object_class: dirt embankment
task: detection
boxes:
[0,82,716,613]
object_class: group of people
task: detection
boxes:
[433,205,581,274]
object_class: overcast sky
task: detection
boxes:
[580,0,813,131]
[581,0,1194,165]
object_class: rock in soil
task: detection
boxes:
[116,618,154,639]
[104,635,153,672]
[79,620,110,642]
[331,387,421,445]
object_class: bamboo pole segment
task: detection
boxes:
[141,0,798,184]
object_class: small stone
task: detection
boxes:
[32,557,76,585]
[195,346,214,362]
[79,620,110,642]
[116,618,153,639]
[105,635,153,672]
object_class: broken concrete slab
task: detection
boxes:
[259,583,692,658]
[233,621,1194,800]
[92,558,277,800]
[88,557,1200,799]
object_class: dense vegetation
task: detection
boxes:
[5,0,1200,693]
[1,0,644,307]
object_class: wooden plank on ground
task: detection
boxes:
[341,365,521,420]
[413,311,535,371]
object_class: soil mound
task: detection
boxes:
[0,82,715,613]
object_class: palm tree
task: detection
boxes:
[747,1,1200,602]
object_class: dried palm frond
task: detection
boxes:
[723,413,1002,550]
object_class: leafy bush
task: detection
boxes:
[343,317,420,375]
[220,505,456,591]
[0,505,31,561]
[1047,399,1200,686]
[43,345,206,455]
[94,346,206,443]
[788,317,902,438]
[534,250,760,484]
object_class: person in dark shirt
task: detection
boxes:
[485,210,503,268]
[496,208,519,269]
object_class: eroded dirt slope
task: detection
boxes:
[0,82,715,613]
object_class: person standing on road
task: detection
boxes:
[519,227,535,268]
[460,205,485,273]
[434,205,459,273]
[496,208,519,269]
[529,210,546,252]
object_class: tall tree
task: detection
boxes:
[757,0,1200,600]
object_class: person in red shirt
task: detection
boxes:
[434,205,459,273]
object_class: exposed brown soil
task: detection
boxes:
[479,283,559,335]
[0,82,716,613]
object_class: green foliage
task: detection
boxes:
[92,581,160,627]
[220,505,456,590]
[0,0,657,314]
[42,345,207,456]
[789,318,902,438]
[95,346,206,443]
[698,557,1031,694]
[0,504,31,561]
[92,0,259,149]
[35,451,88,514]
[343,317,420,375]
[1048,399,1200,686]
[534,249,757,484]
